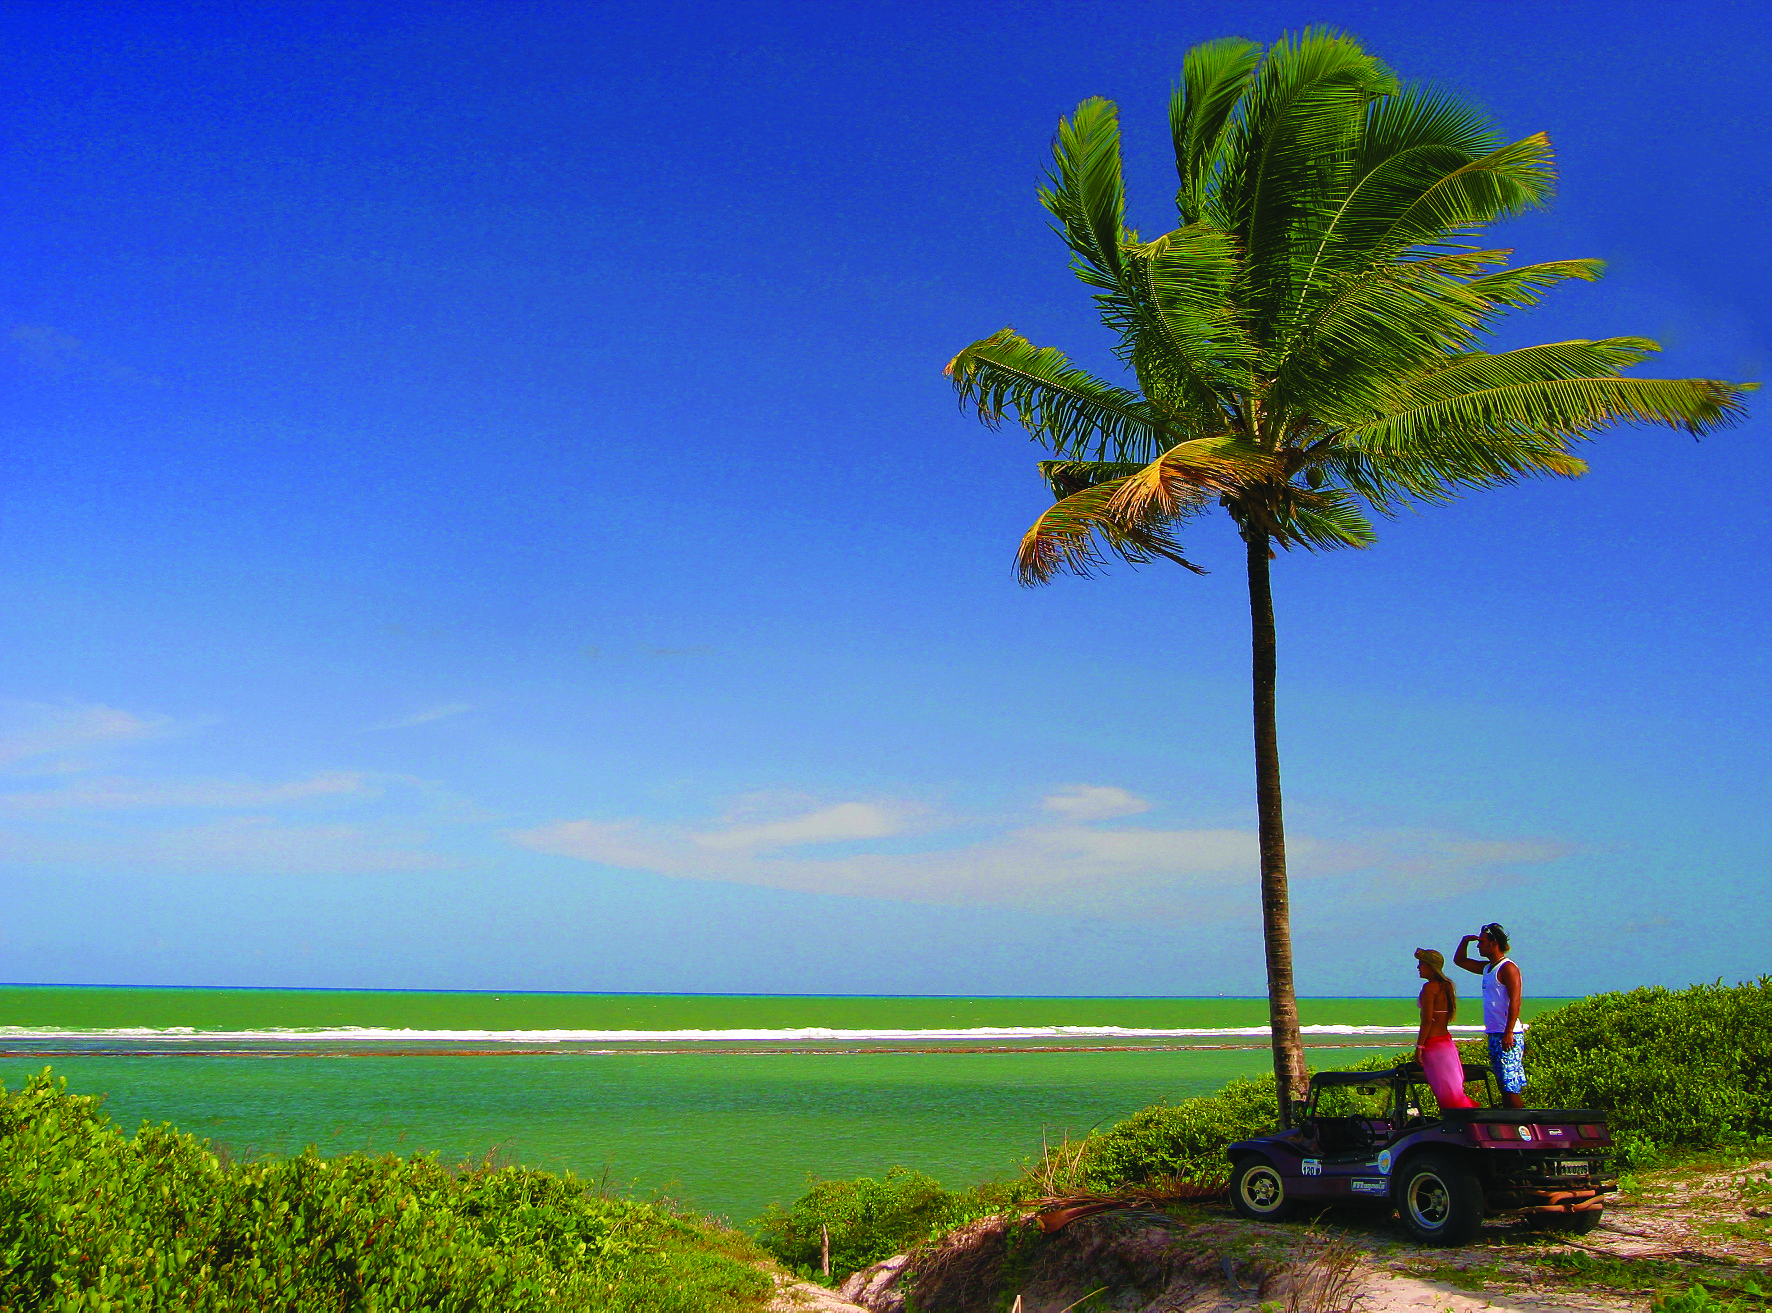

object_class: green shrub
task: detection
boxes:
[0,1069,772,1312]
[752,1167,1022,1284]
[1077,1072,1281,1189]
[1526,979,1772,1147]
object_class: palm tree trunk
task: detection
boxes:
[1246,528,1309,1124]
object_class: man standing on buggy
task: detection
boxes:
[1455,923,1525,1109]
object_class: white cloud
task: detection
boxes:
[0,700,445,874]
[693,801,917,852]
[1042,785,1150,822]
[513,785,1575,921]
[0,701,168,771]
[1022,823,1254,872]
[142,817,440,873]
[369,703,473,730]
[513,786,1257,915]
[1293,830,1572,900]
[0,816,441,874]
[0,771,367,813]
[516,819,668,871]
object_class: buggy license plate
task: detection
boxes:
[1554,1161,1592,1175]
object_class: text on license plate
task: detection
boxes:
[1554,1161,1592,1175]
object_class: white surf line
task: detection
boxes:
[0,1023,1490,1043]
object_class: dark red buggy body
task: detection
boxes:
[1225,1063,1616,1245]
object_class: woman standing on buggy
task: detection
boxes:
[1413,948,1477,1109]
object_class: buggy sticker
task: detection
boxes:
[1302,1159,1322,1176]
[1350,1178,1387,1195]
[1376,1149,1393,1175]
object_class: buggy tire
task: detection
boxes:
[1532,1208,1603,1235]
[1397,1153,1484,1246]
[1230,1157,1298,1223]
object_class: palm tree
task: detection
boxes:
[946,30,1752,1121]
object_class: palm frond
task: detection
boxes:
[1106,437,1276,524]
[1275,260,1625,421]
[1286,85,1503,309]
[1113,227,1260,419]
[1039,97,1129,290]
[1322,368,1749,507]
[1324,433,1590,510]
[1269,484,1378,549]
[1171,37,1263,224]
[1411,339,1661,394]
[1035,460,1150,498]
[1015,475,1207,585]
[1271,251,1517,417]
[1460,258,1604,310]
[1366,374,1754,445]
[1374,133,1556,252]
[1213,28,1397,314]
[1354,83,1498,177]
[946,328,1161,459]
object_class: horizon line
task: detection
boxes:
[0,981,1582,1001]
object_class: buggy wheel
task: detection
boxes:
[1397,1153,1484,1246]
[1230,1157,1298,1223]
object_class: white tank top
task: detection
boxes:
[1482,958,1519,1034]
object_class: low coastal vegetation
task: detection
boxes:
[1527,979,1772,1152]
[762,979,1772,1285]
[0,1071,773,1313]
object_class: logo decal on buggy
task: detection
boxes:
[1351,1178,1387,1195]
[1376,1150,1392,1175]
[1302,1159,1322,1176]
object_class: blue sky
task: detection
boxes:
[1,1,1765,997]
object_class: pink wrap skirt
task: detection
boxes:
[1419,1034,1478,1109]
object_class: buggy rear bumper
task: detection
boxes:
[1484,1185,1613,1214]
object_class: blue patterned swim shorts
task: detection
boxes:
[1487,1031,1526,1094]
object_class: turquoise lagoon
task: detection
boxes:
[0,989,1562,1225]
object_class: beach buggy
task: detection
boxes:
[1225,1062,1616,1245]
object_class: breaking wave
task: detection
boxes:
[0,1022,1488,1043]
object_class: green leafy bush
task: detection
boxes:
[1526,979,1772,1148]
[753,1167,1022,1284]
[0,1069,772,1312]
[1077,1072,1281,1189]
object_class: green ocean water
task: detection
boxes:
[0,989,1565,1225]
[0,988,1484,1032]
[0,1048,1299,1226]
